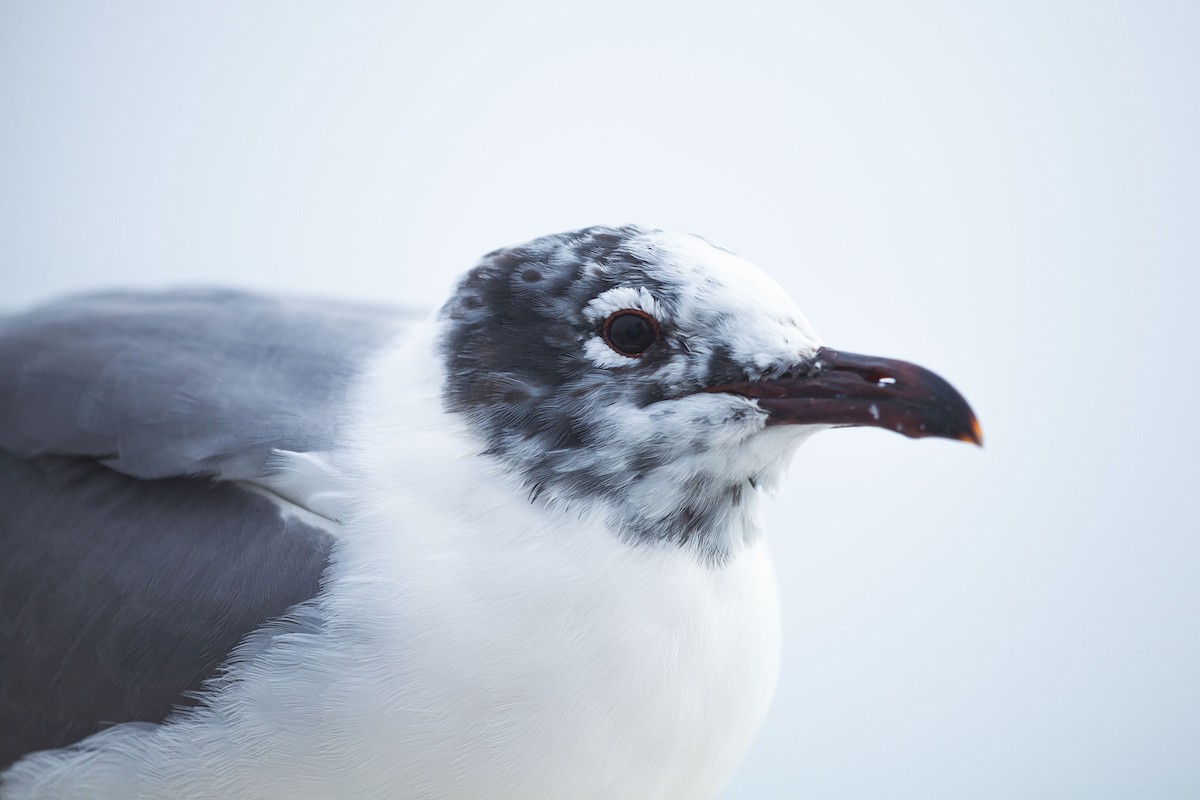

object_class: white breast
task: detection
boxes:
[316,489,783,799]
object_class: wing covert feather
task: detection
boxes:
[0,289,412,480]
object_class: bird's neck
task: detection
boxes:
[340,330,799,565]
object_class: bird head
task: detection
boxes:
[440,225,979,561]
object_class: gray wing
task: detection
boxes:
[0,288,411,480]
[0,289,414,769]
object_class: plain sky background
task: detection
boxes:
[2,2,1197,798]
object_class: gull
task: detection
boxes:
[0,225,980,799]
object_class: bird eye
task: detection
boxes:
[602,309,660,357]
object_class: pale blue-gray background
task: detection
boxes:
[2,2,1196,797]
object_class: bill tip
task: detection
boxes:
[959,417,984,447]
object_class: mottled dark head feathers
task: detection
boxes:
[439,226,822,561]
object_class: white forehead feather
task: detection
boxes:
[632,231,823,371]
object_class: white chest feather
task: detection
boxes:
[323,488,783,800]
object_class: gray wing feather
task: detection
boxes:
[0,288,418,768]
[0,452,334,768]
[0,289,413,480]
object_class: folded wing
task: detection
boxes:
[0,289,412,768]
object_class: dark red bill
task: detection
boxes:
[705,347,982,445]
